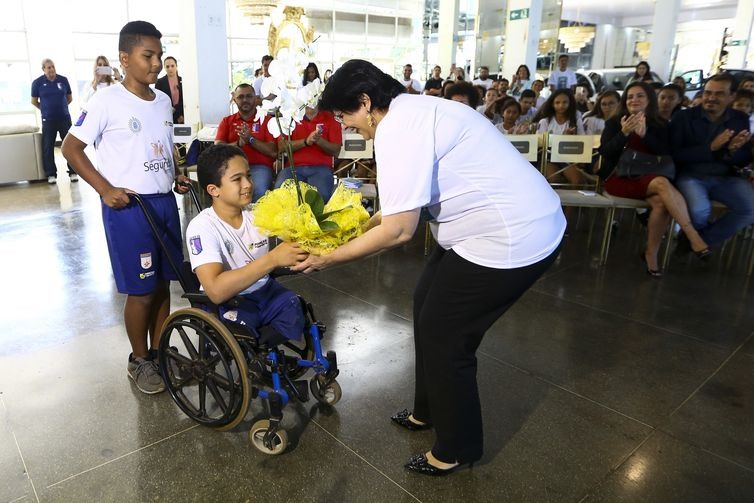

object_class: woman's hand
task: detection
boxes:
[269,242,309,268]
[565,127,577,135]
[633,112,647,138]
[290,253,330,274]
[620,114,640,136]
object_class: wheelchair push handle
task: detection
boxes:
[176,179,203,214]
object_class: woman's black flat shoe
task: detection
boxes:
[390,409,432,431]
[404,453,474,476]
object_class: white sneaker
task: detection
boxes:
[47,176,57,184]
[69,173,79,182]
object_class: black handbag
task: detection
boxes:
[615,148,675,179]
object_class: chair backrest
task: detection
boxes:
[338,133,374,160]
[508,134,540,162]
[173,125,194,144]
[548,134,594,164]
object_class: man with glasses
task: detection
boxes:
[670,73,754,251]
[215,83,278,201]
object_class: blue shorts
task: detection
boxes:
[219,279,304,342]
[102,193,182,295]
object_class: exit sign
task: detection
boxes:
[510,8,529,21]
[728,39,746,46]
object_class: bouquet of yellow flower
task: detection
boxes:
[248,53,370,254]
[252,179,369,254]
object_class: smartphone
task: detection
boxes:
[252,122,260,133]
[96,66,113,76]
[315,124,324,135]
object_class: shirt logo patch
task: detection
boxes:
[189,236,203,255]
[140,252,152,269]
[139,271,156,279]
[224,239,234,255]
[128,117,142,133]
[75,110,87,126]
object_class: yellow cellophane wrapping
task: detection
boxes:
[251,179,370,254]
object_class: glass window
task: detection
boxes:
[69,0,128,32]
[0,0,25,31]
[127,0,181,34]
[0,32,28,61]
[0,62,34,114]
[71,33,120,61]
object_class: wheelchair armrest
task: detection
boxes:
[182,292,212,304]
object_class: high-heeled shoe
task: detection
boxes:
[390,409,432,431]
[404,453,475,476]
[693,248,713,261]
[640,253,662,277]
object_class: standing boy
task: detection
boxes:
[62,21,190,394]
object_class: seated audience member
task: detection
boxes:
[495,100,529,135]
[472,66,494,90]
[441,80,455,98]
[582,90,620,135]
[477,88,500,114]
[187,144,308,344]
[215,84,278,202]
[574,86,593,114]
[739,77,754,93]
[535,89,585,185]
[657,84,684,121]
[670,73,754,250]
[445,81,480,109]
[731,89,753,133]
[302,62,320,87]
[516,89,538,128]
[510,64,532,98]
[424,65,444,96]
[399,64,422,95]
[274,102,342,203]
[498,78,510,96]
[453,67,465,81]
[473,85,486,107]
[531,79,547,108]
[689,90,704,108]
[672,76,691,107]
[599,81,710,276]
[628,61,655,84]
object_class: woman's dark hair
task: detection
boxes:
[320,59,405,113]
[197,144,246,194]
[164,56,177,65]
[516,64,531,80]
[445,81,480,108]
[533,89,577,127]
[585,90,621,119]
[632,61,651,81]
[302,62,320,86]
[618,81,663,127]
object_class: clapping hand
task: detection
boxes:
[620,112,645,137]
[235,123,250,146]
[728,130,751,153]
[710,129,735,151]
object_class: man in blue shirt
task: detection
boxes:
[31,58,77,184]
[670,73,754,249]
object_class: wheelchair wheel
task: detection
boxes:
[159,308,251,431]
[249,419,288,455]
[310,375,342,406]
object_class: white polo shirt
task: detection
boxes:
[375,94,565,269]
[68,83,175,194]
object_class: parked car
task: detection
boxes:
[584,68,664,94]
[677,68,754,99]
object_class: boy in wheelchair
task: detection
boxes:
[186,144,309,344]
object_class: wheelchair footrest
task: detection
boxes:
[288,379,310,402]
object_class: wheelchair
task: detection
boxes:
[130,186,341,455]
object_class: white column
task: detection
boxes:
[648,0,682,81]
[180,0,230,128]
[728,0,754,68]
[502,0,543,81]
[438,0,460,77]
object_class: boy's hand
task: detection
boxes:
[270,242,309,268]
[102,187,131,209]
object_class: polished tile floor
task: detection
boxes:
[1,157,753,502]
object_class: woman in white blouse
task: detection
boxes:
[293,59,565,476]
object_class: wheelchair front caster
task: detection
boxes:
[310,375,342,406]
[249,419,288,455]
